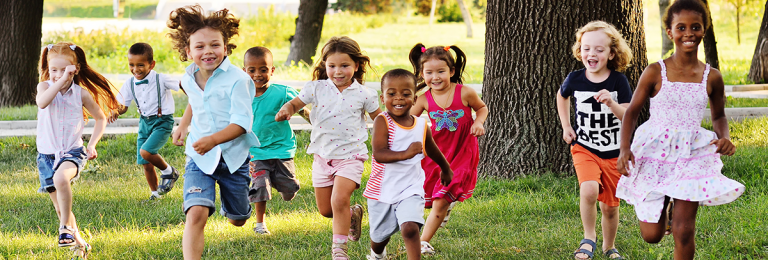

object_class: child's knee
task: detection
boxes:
[319,209,333,218]
[330,195,350,211]
[640,229,664,244]
[280,192,296,201]
[185,206,210,226]
[400,222,420,239]
[140,149,154,160]
[228,218,247,227]
[600,204,620,218]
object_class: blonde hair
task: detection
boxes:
[572,21,632,72]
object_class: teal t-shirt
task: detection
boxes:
[249,84,298,160]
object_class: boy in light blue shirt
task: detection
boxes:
[168,5,259,258]
[243,46,309,235]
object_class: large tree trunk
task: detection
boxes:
[284,0,328,66]
[660,0,674,57]
[702,0,720,69]
[480,0,648,177]
[748,1,768,84]
[0,0,43,108]
[456,0,473,38]
[429,0,437,25]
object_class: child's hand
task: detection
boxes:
[85,145,98,160]
[440,168,453,187]
[562,127,577,144]
[192,136,217,155]
[593,89,614,106]
[709,138,736,156]
[107,111,119,124]
[275,108,292,122]
[616,149,635,176]
[470,122,485,137]
[405,142,423,159]
[172,127,188,146]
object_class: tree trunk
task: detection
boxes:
[456,0,474,38]
[660,0,674,57]
[0,0,43,108]
[748,1,768,84]
[736,4,741,45]
[701,0,720,69]
[480,0,648,177]
[429,0,437,25]
[285,0,328,66]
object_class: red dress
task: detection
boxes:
[422,84,479,207]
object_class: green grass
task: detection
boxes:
[1,117,767,259]
[43,0,158,19]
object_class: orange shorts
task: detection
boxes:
[570,143,621,207]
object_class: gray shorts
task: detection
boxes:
[367,195,425,243]
[248,159,300,203]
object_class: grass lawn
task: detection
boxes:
[1,117,767,259]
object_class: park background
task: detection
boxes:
[1,0,767,259]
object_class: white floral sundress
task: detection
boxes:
[615,60,745,223]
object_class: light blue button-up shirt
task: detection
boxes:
[182,56,259,174]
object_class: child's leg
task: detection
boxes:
[183,206,209,260]
[401,222,422,260]
[52,162,78,229]
[599,202,619,251]
[315,186,334,218]
[370,238,390,255]
[140,149,170,171]
[638,197,670,244]
[219,158,252,227]
[671,199,698,260]
[330,177,357,236]
[142,163,159,191]
[420,197,451,243]
[254,201,267,223]
[579,181,600,241]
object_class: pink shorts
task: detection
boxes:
[311,154,368,187]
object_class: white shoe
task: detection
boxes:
[253,224,271,235]
[366,248,387,260]
[440,201,457,228]
[420,241,435,255]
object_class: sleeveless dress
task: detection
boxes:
[615,60,744,223]
[422,84,479,207]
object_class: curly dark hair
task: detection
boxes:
[408,43,467,92]
[166,4,240,62]
[312,36,372,84]
[663,0,709,31]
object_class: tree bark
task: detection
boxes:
[429,0,437,25]
[285,0,328,66]
[660,0,674,57]
[748,1,768,84]
[701,0,720,69]
[456,0,474,38]
[480,0,648,177]
[0,0,43,108]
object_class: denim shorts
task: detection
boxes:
[37,147,87,193]
[183,157,252,220]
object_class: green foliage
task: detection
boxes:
[43,0,158,19]
[413,0,432,16]
[437,1,463,23]
[333,0,393,14]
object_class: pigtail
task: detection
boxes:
[71,46,121,121]
[409,43,427,92]
[38,47,51,82]
[448,45,466,85]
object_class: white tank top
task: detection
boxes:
[364,112,427,204]
[36,80,85,166]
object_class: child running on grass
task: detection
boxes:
[408,44,487,255]
[113,43,180,201]
[243,46,309,235]
[276,36,382,260]
[167,5,259,259]
[556,21,633,260]
[363,69,453,260]
[36,42,121,259]
[616,0,744,259]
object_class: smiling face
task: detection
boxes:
[128,54,155,80]
[381,76,416,117]
[325,52,359,88]
[186,27,227,73]
[243,53,274,89]
[422,58,454,91]
[667,10,705,54]
[47,55,76,83]
[579,30,614,75]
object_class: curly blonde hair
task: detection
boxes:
[571,21,632,72]
[166,4,240,62]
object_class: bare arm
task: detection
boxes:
[371,115,422,163]
[410,95,428,116]
[706,69,735,156]
[82,91,106,159]
[368,108,382,121]
[192,123,246,155]
[424,127,453,186]
[36,66,77,109]
[556,90,577,144]
[172,104,192,146]
[617,63,660,175]
[276,97,307,122]
[593,89,629,121]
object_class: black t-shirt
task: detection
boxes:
[560,69,632,159]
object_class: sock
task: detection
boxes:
[371,248,386,257]
[332,234,348,244]
[159,166,172,175]
[255,222,265,228]
[151,191,160,197]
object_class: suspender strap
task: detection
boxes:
[130,77,142,116]
[130,74,164,117]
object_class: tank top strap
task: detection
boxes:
[658,60,668,82]
[425,87,438,111]
[701,63,711,85]
[451,84,464,109]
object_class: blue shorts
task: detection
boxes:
[183,157,252,220]
[37,147,87,193]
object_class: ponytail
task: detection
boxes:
[408,43,467,93]
[448,45,466,85]
[408,43,427,92]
